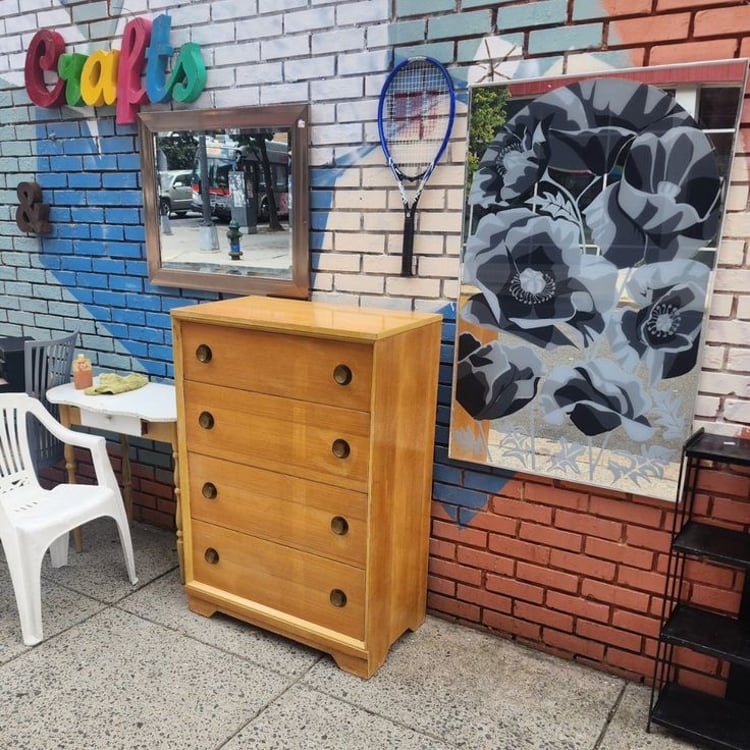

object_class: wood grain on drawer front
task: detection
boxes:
[191,519,365,640]
[183,381,371,491]
[179,322,373,411]
[188,452,367,567]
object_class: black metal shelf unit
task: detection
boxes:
[648,429,750,750]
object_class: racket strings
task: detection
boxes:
[382,61,452,178]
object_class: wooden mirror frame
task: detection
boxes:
[137,103,310,298]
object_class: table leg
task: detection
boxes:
[59,404,83,552]
[169,425,184,583]
[111,419,183,581]
[120,433,133,523]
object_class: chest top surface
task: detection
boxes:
[171,295,442,342]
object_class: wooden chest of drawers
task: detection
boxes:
[171,296,442,678]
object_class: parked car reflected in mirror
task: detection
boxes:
[158,170,194,217]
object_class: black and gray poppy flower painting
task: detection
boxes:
[450,73,739,501]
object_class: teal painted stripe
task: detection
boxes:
[396,0,456,16]
[497,0,568,31]
[429,10,492,39]
[528,22,603,54]
[572,0,606,20]
[389,20,427,45]
[391,41,455,64]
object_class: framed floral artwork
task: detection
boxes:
[450,61,747,501]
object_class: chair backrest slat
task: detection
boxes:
[0,399,31,480]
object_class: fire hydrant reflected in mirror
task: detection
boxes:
[227,219,243,260]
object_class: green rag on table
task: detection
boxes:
[84,373,149,395]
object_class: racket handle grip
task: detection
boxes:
[401,214,415,277]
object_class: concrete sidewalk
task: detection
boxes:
[0,519,699,749]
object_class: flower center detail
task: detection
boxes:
[510,268,556,305]
[646,303,681,338]
[495,142,521,167]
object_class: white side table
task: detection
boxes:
[47,379,183,579]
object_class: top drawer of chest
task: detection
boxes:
[177,322,373,411]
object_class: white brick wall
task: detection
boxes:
[728,348,750,372]
[3,0,749,439]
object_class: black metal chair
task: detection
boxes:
[24,331,78,472]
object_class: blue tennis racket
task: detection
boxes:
[378,56,456,277]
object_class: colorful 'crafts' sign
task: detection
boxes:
[24,14,206,125]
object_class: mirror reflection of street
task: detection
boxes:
[159,213,292,277]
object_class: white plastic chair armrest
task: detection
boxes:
[25,396,121,494]
[29,404,102,451]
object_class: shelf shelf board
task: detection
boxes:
[674,521,750,568]
[661,604,750,668]
[651,682,750,750]
[686,431,750,466]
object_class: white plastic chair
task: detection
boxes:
[0,393,137,645]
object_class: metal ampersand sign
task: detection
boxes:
[16,181,51,234]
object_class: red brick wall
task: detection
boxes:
[607,0,750,91]
[429,465,749,687]
[44,442,176,530]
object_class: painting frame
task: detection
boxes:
[449,60,748,502]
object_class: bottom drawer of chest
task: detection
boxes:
[190,519,365,640]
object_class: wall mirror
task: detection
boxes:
[138,103,310,298]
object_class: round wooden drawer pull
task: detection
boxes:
[332,364,352,386]
[331,439,350,459]
[198,411,215,430]
[330,516,349,535]
[202,482,218,500]
[204,548,220,565]
[330,589,347,607]
[195,344,212,363]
